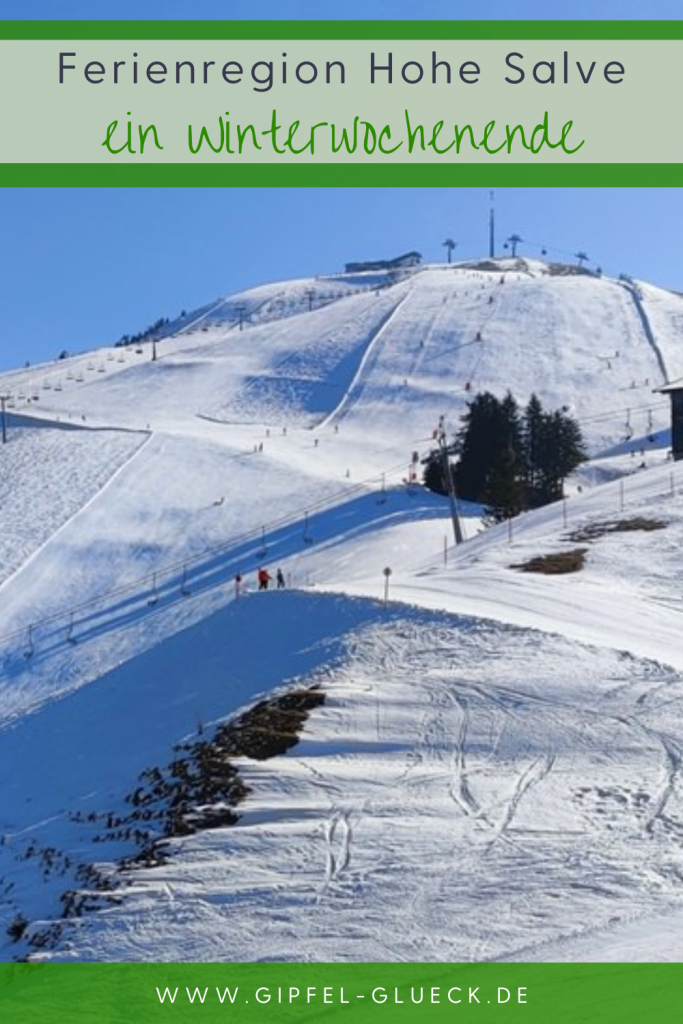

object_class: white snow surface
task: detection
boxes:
[2,259,683,962]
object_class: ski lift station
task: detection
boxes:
[657,378,683,461]
[344,251,422,274]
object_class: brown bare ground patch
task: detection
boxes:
[18,686,327,957]
[568,517,666,543]
[511,548,587,575]
[107,686,325,870]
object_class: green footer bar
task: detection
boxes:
[0,963,679,1024]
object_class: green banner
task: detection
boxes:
[2,19,683,173]
[0,963,680,1024]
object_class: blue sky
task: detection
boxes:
[5,0,683,19]
[0,186,680,371]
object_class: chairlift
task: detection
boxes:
[97,364,106,373]
[42,380,52,390]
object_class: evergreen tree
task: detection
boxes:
[423,391,586,518]
[455,391,519,502]
[481,392,525,520]
[523,393,545,502]
[549,409,587,498]
[422,451,448,495]
[483,441,526,522]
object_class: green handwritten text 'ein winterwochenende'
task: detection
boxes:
[101,108,584,157]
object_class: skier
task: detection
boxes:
[276,569,286,589]
[257,567,271,591]
[234,573,243,598]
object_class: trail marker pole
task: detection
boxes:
[24,625,34,660]
[0,396,8,444]
[66,613,77,645]
[444,535,448,565]
[181,564,190,597]
[620,480,625,512]
[303,511,313,544]
[508,517,513,543]
[148,573,159,606]
[563,498,568,528]
[383,566,392,606]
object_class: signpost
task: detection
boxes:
[383,566,392,605]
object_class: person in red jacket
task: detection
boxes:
[257,567,271,591]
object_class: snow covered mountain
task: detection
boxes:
[2,257,683,962]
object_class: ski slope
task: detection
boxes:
[1,257,683,962]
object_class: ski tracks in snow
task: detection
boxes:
[316,808,354,904]
[448,692,484,820]
[484,753,556,853]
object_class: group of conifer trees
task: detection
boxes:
[423,391,587,521]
